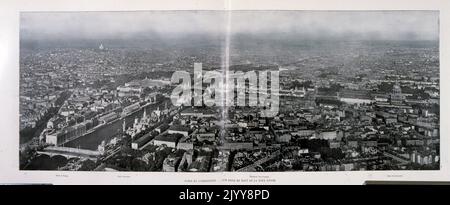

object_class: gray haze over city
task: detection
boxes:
[21,11,438,41]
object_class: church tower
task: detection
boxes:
[390,82,404,105]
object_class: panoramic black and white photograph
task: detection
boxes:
[19,10,440,172]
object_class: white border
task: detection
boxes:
[0,0,449,185]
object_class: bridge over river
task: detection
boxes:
[37,146,101,161]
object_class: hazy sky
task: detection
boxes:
[20,11,439,41]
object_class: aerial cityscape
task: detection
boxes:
[19,11,440,172]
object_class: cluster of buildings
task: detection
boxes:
[21,41,440,172]
[98,66,440,172]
